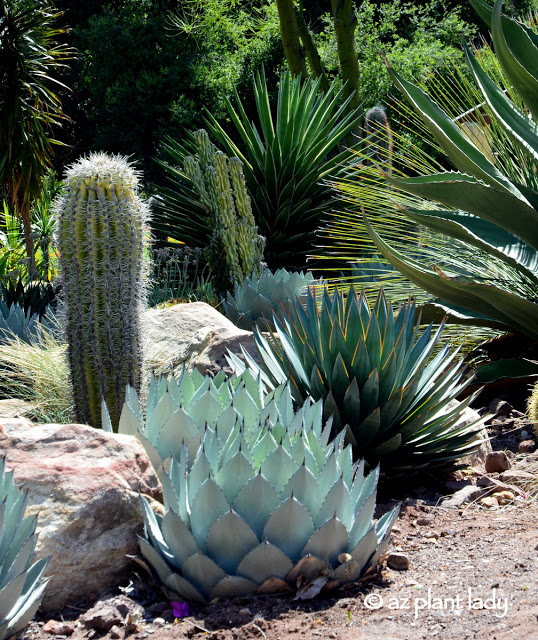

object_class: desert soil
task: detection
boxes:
[21,390,538,640]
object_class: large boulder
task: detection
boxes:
[142,302,262,378]
[0,418,160,612]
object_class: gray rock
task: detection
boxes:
[81,595,144,631]
[0,418,160,611]
[485,451,512,473]
[445,402,492,467]
[387,552,410,571]
[142,302,262,378]
[441,484,485,508]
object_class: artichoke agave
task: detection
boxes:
[109,368,318,479]
[228,286,486,475]
[139,412,398,603]
[361,0,538,341]
[223,268,315,331]
[0,458,49,639]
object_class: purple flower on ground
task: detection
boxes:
[171,601,189,619]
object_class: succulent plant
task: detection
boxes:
[139,411,398,603]
[0,458,49,640]
[0,301,42,345]
[228,286,486,476]
[360,0,538,341]
[107,367,315,480]
[223,268,315,331]
[54,153,149,431]
[182,129,265,292]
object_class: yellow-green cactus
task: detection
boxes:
[183,130,264,292]
[55,153,149,431]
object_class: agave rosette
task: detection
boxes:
[223,268,316,331]
[0,459,50,640]
[107,368,303,478]
[140,416,398,603]
[228,286,486,475]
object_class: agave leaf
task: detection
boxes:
[384,173,538,251]
[161,509,200,568]
[232,474,281,539]
[138,537,174,586]
[210,575,259,599]
[281,465,322,517]
[403,209,538,278]
[181,552,227,599]
[0,571,26,623]
[349,526,377,568]
[236,541,293,583]
[188,479,229,553]
[464,42,538,162]
[365,217,538,340]
[206,510,258,574]
[315,478,353,531]
[262,497,314,564]
[260,446,298,494]
[384,60,517,194]
[301,516,349,566]
[490,0,538,121]
[164,572,206,604]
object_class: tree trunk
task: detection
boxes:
[20,201,36,279]
[331,0,360,112]
[275,0,307,77]
[295,7,330,93]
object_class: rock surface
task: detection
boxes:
[484,450,512,473]
[0,418,160,612]
[142,302,262,378]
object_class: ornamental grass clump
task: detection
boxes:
[228,286,486,476]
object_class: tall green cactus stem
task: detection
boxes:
[184,130,264,292]
[55,153,149,431]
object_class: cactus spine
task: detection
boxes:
[184,129,264,292]
[55,153,149,431]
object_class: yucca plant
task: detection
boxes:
[228,286,486,476]
[139,405,398,603]
[328,0,538,342]
[155,69,363,271]
[0,458,50,639]
[223,268,316,331]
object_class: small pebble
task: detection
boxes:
[480,496,499,508]
[387,552,410,571]
[519,440,536,454]
[152,618,165,626]
[109,625,122,639]
[441,528,456,537]
[416,516,433,526]
[239,608,252,616]
[521,430,529,439]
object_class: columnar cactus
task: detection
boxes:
[184,130,264,292]
[55,153,149,430]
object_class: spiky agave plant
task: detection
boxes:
[0,458,50,639]
[139,407,398,602]
[106,367,317,479]
[228,286,486,476]
[223,268,316,331]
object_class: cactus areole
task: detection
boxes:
[55,153,149,430]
